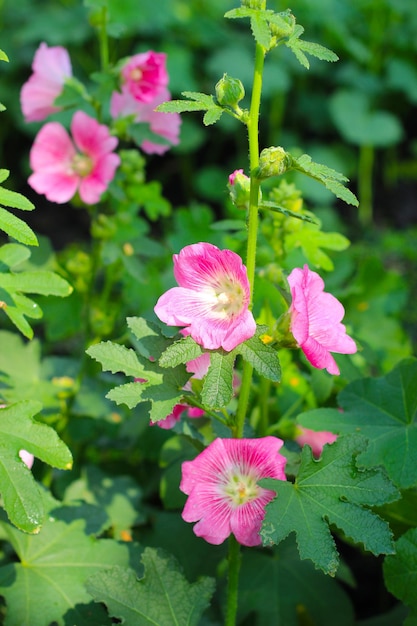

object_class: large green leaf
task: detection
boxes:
[0,504,135,626]
[383,528,417,626]
[86,547,215,626]
[0,401,72,533]
[239,537,354,626]
[87,320,190,422]
[260,435,398,575]
[298,358,417,489]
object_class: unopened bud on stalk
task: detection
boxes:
[269,12,295,39]
[215,74,245,110]
[255,146,292,180]
[228,169,262,210]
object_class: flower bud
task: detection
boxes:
[269,11,295,39]
[228,169,251,210]
[215,74,245,110]
[255,146,291,180]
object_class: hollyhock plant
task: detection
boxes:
[180,436,287,546]
[154,243,256,351]
[28,110,120,204]
[288,265,357,375]
[110,88,181,155]
[119,51,168,103]
[20,42,72,123]
[295,426,337,458]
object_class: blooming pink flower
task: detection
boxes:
[120,51,168,103]
[295,426,337,458]
[20,42,72,123]
[110,88,181,155]
[288,265,357,375]
[28,110,120,204]
[154,243,256,352]
[180,436,287,546]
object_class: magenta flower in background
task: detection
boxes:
[180,436,287,546]
[20,42,72,123]
[110,88,181,155]
[288,265,357,375]
[120,51,168,103]
[154,243,256,352]
[28,110,120,204]
[295,426,337,458]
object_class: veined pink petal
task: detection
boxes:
[288,265,357,375]
[180,437,286,547]
[20,42,72,123]
[29,122,75,171]
[155,243,255,351]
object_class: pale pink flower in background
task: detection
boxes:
[28,110,120,204]
[20,42,72,123]
[19,450,35,469]
[120,51,168,103]
[154,243,256,352]
[156,403,205,430]
[110,88,181,155]
[180,436,287,546]
[295,426,337,458]
[288,265,357,375]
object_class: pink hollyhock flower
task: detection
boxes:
[120,51,168,103]
[288,265,357,375]
[28,110,120,204]
[110,88,181,155]
[154,243,256,352]
[180,436,287,546]
[20,42,72,123]
[295,426,337,458]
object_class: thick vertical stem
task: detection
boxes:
[234,42,266,439]
[99,7,109,72]
[226,41,266,626]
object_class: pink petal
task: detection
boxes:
[71,111,118,158]
[295,427,338,458]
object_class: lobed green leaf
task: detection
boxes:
[159,335,203,369]
[237,327,281,382]
[383,528,417,623]
[299,357,417,489]
[261,435,398,575]
[86,547,215,626]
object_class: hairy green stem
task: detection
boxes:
[226,41,266,626]
[234,42,266,439]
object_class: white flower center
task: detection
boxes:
[222,469,260,506]
[71,154,93,177]
[213,277,245,318]
[130,67,143,82]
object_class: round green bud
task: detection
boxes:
[215,74,245,109]
[255,146,292,180]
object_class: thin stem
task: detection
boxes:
[234,42,266,439]
[98,7,109,71]
[224,535,242,626]
[358,144,374,226]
